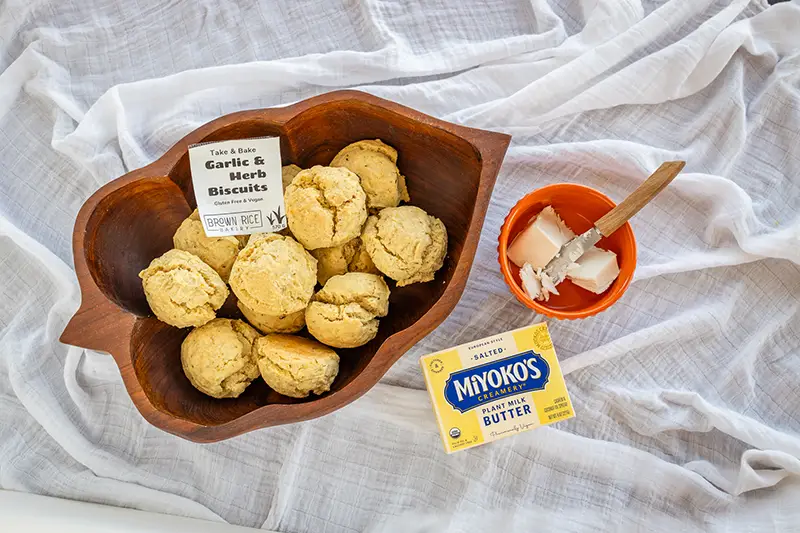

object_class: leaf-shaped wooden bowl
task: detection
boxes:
[60,90,510,442]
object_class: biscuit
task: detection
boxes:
[254,334,339,398]
[309,236,379,285]
[229,233,317,316]
[246,231,294,246]
[305,272,390,348]
[180,318,260,398]
[284,165,367,250]
[139,249,228,328]
[282,164,302,190]
[330,139,410,209]
[279,165,303,236]
[362,206,447,286]
[348,239,378,274]
[237,300,305,334]
[172,209,245,281]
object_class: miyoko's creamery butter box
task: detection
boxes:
[420,323,574,453]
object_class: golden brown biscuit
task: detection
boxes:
[237,300,305,334]
[330,139,410,209]
[254,334,339,398]
[305,272,390,348]
[245,232,275,246]
[172,209,245,281]
[362,206,447,286]
[309,237,380,285]
[348,239,378,273]
[284,165,367,250]
[229,233,317,316]
[180,318,260,398]
[281,164,302,190]
[139,249,228,328]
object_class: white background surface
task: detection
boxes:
[0,489,266,532]
[1,0,800,531]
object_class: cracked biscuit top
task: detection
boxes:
[284,165,368,250]
[362,205,448,287]
[229,233,317,316]
[139,248,229,328]
[330,139,410,209]
[305,272,390,349]
[180,318,260,398]
[254,334,339,398]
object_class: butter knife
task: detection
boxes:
[543,160,686,285]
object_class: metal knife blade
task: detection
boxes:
[542,227,602,285]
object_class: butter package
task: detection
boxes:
[420,323,574,453]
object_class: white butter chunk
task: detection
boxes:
[539,270,560,298]
[566,246,620,294]
[507,206,575,269]
[520,263,560,302]
[519,263,543,301]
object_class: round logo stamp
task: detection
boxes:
[429,358,444,373]
[532,326,553,350]
[448,427,461,439]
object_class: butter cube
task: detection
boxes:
[566,247,619,294]
[507,206,575,269]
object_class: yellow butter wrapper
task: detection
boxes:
[420,323,574,453]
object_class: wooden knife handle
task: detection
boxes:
[594,160,685,237]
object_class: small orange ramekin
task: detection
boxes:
[497,183,637,320]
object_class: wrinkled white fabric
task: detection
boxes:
[2,0,800,531]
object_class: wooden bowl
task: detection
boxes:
[60,90,511,442]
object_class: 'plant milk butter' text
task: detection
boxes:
[420,323,574,453]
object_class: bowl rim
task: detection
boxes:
[497,183,637,320]
[60,89,512,442]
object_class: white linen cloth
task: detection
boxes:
[2,0,800,530]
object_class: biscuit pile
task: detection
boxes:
[138,139,447,400]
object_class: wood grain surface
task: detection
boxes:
[59,90,511,442]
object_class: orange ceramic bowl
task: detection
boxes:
[498,183,637,319]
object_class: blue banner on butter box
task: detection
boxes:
[443,351,550,413]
